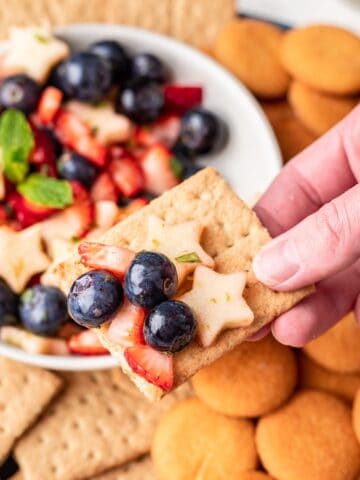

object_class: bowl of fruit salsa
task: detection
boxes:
[0,24,281,370]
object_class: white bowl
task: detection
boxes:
[0,24,281,371]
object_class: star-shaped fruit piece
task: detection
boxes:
[0,225,50,293]
[179,266,254,347]
[145,215,214,284]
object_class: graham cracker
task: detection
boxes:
[0,357,62,463]
[132,0,171,35]
[14,370,192,480]
[49,168,313,400]
[170,0,235,47]
[94,456,156,480]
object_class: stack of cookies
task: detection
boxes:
[210,19,360,162]
[152,314,360,480]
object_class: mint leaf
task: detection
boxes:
[0,109,34,183]
[34,33,50,44]
[18,174,73,208]
[170,156,183,179]
[175,252,201,263]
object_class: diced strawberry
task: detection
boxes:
[40,182,94,245]
[68,329,108,355]
[0,204,9,225]
[140,144,179,196]
[107,298,146,346]
[29,127,57,177]
[124,344,174,392]
[79,241,135,279]
[37,86,63,125]
[8,192,55,228]
[164,85,203,114]
[54,109,107,167]
[134,115,181,149]
[90,171,118,203]
[58,322,83,339]
[108,155,145,198]
[117,197,149,222]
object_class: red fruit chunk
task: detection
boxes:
[68,329,108,355]
[124,344,174,392]
[140,144,179,196]
[107,298,146,346]
[134,114,181,149]
[8,192,55,228]
[164,85,203,113]
[55,109,107,167]
[79,241,135,279]
[90,171,118,203]
[37,86,63,125]
[29,127,57,177]
[109,155,145,198]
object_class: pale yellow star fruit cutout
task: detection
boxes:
[179,265,254,347]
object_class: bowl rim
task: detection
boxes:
[0,23,282,371]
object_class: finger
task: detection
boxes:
[247,325,271,342]
[254,104,360,236]
[271,260,360,347]
[254,184,360,290]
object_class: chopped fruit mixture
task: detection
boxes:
[0,26,227,357]
[67,216,254,392]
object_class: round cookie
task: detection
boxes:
[256,390,360,480]
[192,335,297,417]
[238,473,275,480]
[303,312,360,373]
[299,353,360,402]
[214,19,290,98]
[152,398,257,480]
[288,81,358,135]
[262,100,317,162]
[281,25,360,95]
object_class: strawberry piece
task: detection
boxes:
[94,200,119,228]
[117,197,148,222]
[0,205,8,225]
[37,86,63,125]
[124,344,174,392]
[108,154,145,198]
[79,241,135,279]
[8,192,55,228]
[40,181,94,245]
[134,115,181,149]
[54,109,107,167]
[68,329,108,355]
[107,298,146,346]
[90,171,118,203]
[29,127,57,177]
[164,85,203,114]
[140,144,179,196]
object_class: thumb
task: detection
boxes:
[253,184,360,291]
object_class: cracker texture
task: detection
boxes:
[0,357,62,463]
[14,370,191,480]
[50,168,312,398]
[94,456,156,480]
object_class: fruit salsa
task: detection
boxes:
[0,26,225,356]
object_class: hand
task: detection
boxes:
[252,104,360,347]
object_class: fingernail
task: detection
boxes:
[253,238,300,287]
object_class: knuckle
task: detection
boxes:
[315,201,349,254]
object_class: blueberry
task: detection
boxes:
[178,107,221,154]
[19,285,68,336]
[89,40,130,83]
[51,53,112,102]
[57,152,98,189]
[0,74,41,113]
[115,82,164,124]
[0,279,18,327]
[181,164,204,180]
[125,252,178,308]
[144,300,196,353]
[68,270,124,327]
[131,53,167,84]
